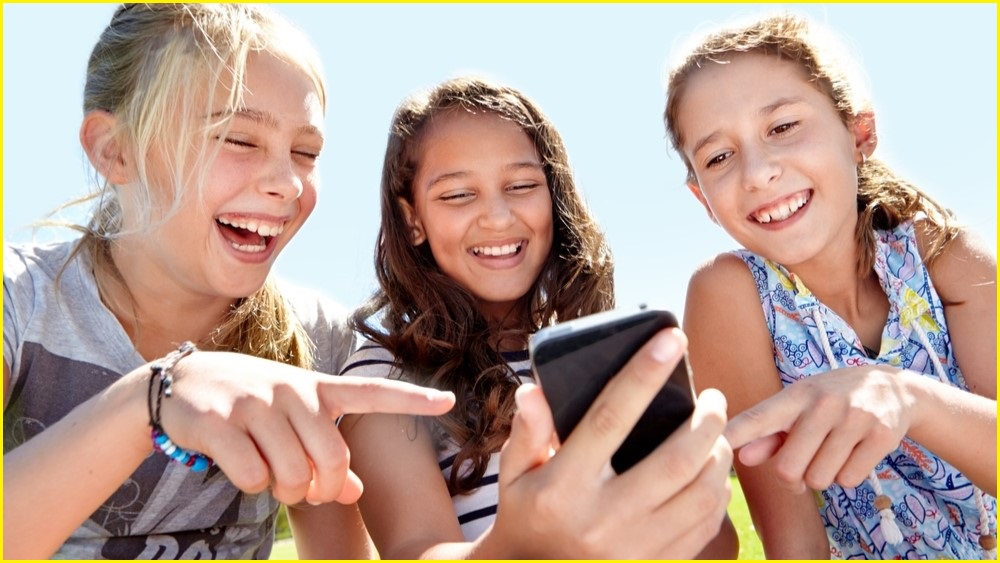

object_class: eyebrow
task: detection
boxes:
[426,161,544,189]
[689,96,804,157]
[757,96,803,118]
[213,108,324,139]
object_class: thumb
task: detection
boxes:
[499,383,556,487]
[333,468,364,504]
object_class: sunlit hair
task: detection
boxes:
[62,3,326,366]
[353,76,615,495]
[663,13,959,275]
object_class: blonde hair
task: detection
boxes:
[67,3,326,366]
[664,13,959,275]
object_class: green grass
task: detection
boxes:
[270,537,298,560]
[270,476,765,560]
[729,473,765,560]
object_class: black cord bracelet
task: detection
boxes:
[147,341,213,471]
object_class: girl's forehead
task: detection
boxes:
[417,110,523,151]
[680,52,819,112]
[674,53,833,146]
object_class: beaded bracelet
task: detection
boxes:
[147,341,214,471]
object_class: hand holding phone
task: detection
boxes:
[529,307,695,473]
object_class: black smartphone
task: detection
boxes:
[529,307,695,473]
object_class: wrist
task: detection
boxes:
[107,363,160,459]
[147,342,214,470]
[469,522,517,560]
[897,369,933,438]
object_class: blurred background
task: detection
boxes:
[4,4,996,321]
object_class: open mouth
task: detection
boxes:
[750,191,811,224]
[216,216,285,253]
[471,241,524,257]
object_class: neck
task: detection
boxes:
[776,228,863,309]
[785,245,889,350]
[797,267,877,323]
[98,244,234,360]
[480,303,531,353]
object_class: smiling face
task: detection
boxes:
[117,51,323,303]
[675,52,871,270]
[401,110,554,321]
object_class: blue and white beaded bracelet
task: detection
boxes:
[151,426,213,471]
[147,341,214,471]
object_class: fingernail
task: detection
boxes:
[429,390,455,401]
[649,331,680,364]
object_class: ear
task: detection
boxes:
[80,110,129,185]
[686,181,718,225]
[397,197,426,246]
[851,111,878,164]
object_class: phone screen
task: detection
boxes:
[529,308,695,473]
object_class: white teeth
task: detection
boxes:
[217,217,285,237]
[753,193,809,223]
[472,242,522,257]
[228,240,266,253]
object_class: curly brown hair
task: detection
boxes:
[663,13,959,275]
[352,76,615,495]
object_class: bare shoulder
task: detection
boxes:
[914,219,997,304]
[688,252,755,292]
[686,252,762,322]
[914,220,997,397]
[684,253,781,403]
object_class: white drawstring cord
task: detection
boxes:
[910,322,996,558]
[811,309,905,545]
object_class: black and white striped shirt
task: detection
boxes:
[340,339,532,540]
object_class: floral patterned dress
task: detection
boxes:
[735,220,996,559]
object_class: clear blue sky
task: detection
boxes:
[3,3,996,320]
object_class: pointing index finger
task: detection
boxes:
[320,375,455,418]
[723,390,799,450]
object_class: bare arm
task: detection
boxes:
[3,361,155,560]
[693,514,740,559]
[287,502,377,559]
[341,411,468,559]
[926,225,997,400]
[916,223,996,492]
[2,352,455,559]
[905,375,996,495]
[685,255,831,559]
[333,329,734,560]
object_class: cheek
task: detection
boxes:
[423,214,466,259]
[538,209,555,245]
[529,192,555,234]
[690,182,721,211]
[299,186,319,221]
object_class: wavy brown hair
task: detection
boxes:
[55,3,324,367]
[663,13,959,275]
[352,76,615,495]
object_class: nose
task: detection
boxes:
[257,154,304,200]
[741,143,780,191]
[477,191,516,230]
